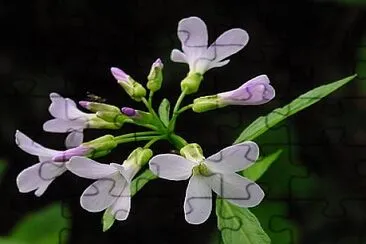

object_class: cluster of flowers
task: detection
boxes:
[15,17,275,225]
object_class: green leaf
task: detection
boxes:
[216,199,270,244]
[158,98,170,127]
[131,169,157,196]
[242,149,283,181]
[235,74,356,143]
[102,169,157,232]
[5,203,70,244]
[102,208,115,232]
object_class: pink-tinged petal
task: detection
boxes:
[52,145,90,162]
[110,67,128,82]
[218,75,275,105]
[177,17,208,59]
[206,28,249,63]
[49,93,88,120]
[66,156,117,179]
[205,141,259,173]
[43,118,87,133]
[65,130,84,149]
[149,154,195,181]
[109,186,131,221]
[184,175,212,225]
[205,173,264,208]
[152,58,163,68]
[15,130,61,157]
[170,49,188,63]
[80,174,127,212]
[16,161,67,197]
[121,107,137,117]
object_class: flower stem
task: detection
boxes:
[116,131,160,139]
[141,97,166,130]
[114,135,158,144]
[148,91,154,106]
[168,134,188,150]
[177,104,193,114]
[143,135,166,149]
[168,89,187,131]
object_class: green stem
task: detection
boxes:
[143,135,166,149]
[117,131,160,139]
[124,119,159,131]
[177,104,193,114]
[141,97,166,130]
[168,90,187,131]
[114,135,158,144]
[168,134,188,150]
[148,91,154,106]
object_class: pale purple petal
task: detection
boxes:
[205,173,264,208]
[218,75,275,105]
[205,141,259,173]
[110,163,139,183]
[184,175,212,225]
[121,107,136,117]
[206,59,230,71]
[16,161,67,197]
[49,93,87,120]
[110,67,128,82]
[80,174,127,212]
[43,118,87,133]
[65,130,84,149]
[177,17,208,59]
[52,146,90,162]
[109,186,131,220]
[206,28,249,63]
[15,130,61,157]
[66,156,117,179]
[149,154,195,181]
[170,49,188,63]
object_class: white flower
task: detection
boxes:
[149,142,264,225]
[15,130,67,197]
[171,16,249,74]
[43,93,93,148]
[66,156,140,221]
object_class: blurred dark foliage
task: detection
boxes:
[1,0,366,243]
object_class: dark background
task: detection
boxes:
[1,0,366,243]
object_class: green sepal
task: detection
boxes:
[192,95,223,112]
[88,116,122,129]
[118,76,147,101]
[96,111,129,125]
[124,147,153,168]
[102,208,115,232]
[181,72,203,94]
[84,102,120,113]
[147,64,163,92]
[180,143,204,163]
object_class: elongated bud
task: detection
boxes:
[111,67,146,101]
[121,107,161,128]
[147,58,164,92]
[192,95,222,113]
[96,111,130,125]
[79,101,120,113]
[180,143,205,163]
[181,72,203,94]
[87,116,122,129]
[53,135,117,161]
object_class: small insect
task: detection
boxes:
[86,91,107,103]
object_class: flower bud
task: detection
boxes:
[180,143,205,163]
[96,111,130,125]
[180,72,203,94]
[147,58,164,92]
[121,107,161,128]
[87,116,122,129]
[79,101,120,113]
[52,135,117,162]
[111,67,147,101]
[192,95,222,113]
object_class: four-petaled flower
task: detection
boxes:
[149,142,264,224]
[171,16,249,75]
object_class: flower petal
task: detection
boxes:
[67,156,117,179]
[206,28,249,63]
[219,75,275,106]
[177,16,208,59]
[109,186,131,221]
[43,118,86,133]
[65,130,84,149]
[16,161,67,197]
[206,141,259,173]
[149,154,195,181]
[49,93,87,120]
[184,175,212,225]
[170,49,187,63]
[15,130,61,157]
[80,174,127,212]
[205,173,264,208]
[206,59,230,71]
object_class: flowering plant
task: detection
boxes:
[14,16,355,243]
